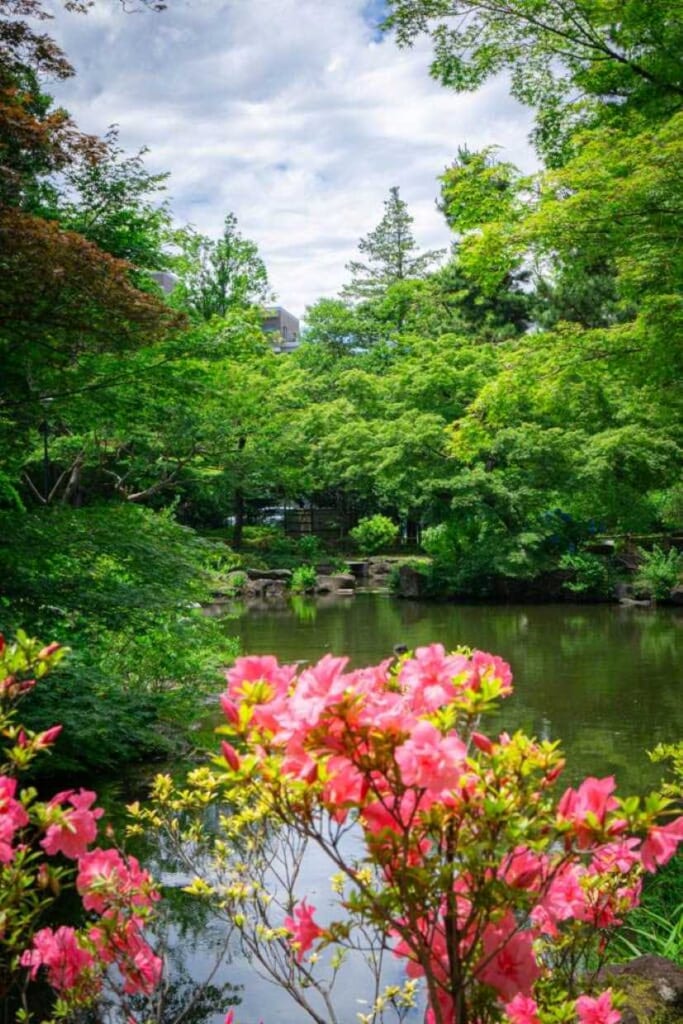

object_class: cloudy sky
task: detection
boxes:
[43,0,536,318]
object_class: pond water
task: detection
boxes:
[136,595,683,1024]
[230,593,683,791]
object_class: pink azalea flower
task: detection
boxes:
[575,990,620,1024]
[359,688,414,733]
[499,846,547,891]
[287,654,349,728]
[477,911,540,1001]
[280,739,317,781]
[77,848,158,913]
[640,816,683,873]
[395,720,467,793]
[343,659,393,696]
[91,914,162,995]
[284,899,323,962]
[529,903,559,938]
[41,789,103,859]
[119,927,162,995]
[557,776,619,847]
[541,863,588,924]
[362,789,426,837]
[0,774,29,863]
[225,655,296,700]
[589,838,641,875]
[399,644,470,713]
[322,756,367,815]
[505,993,541,1024]
[468,651,513,695]
[21,925,95,991]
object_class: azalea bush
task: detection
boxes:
[0,631,161,1022]
[134,645,683,1024]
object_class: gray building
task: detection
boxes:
[263,306,300,352]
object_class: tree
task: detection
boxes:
[172,214,271,321]
[385,0,683,163]
[0,0,183,504]
[342,186,444,302]
[0,2,105,208]
[42,127,172,272]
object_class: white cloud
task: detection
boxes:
[43,0,537,318]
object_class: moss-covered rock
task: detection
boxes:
[598,955,683,1024]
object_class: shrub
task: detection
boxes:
[297,534,325,561]
[0,631,161,1019]
[290,565,317,593]
[349,514,399,555]
[0,505,238,773]
[634,545,683,600]
[559,552,615,598]
[239,525,289,552]
[420,521,501,596]
[138,645,683,1024]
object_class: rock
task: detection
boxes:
[263,580,287,599]
[616,581,634,602]
[244,578,268,598]
[396,564,428,599]
[246,568,292,581]
[597,955,683,1024]
[670,584,683,605]
[244,578,288,601]
[368,560,393,576]
[346,561,369,579]
[316,574,356,594]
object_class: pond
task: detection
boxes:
[136,595,683,1024]
[230,593,683,791]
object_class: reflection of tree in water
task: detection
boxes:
[126,967,240,1024]
[290,595,318,623]
[124,892,242,1024]
[635,608,683,662]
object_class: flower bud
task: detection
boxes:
[220,694,239,724]
[36,724,62,748]
[221,741,241,772]
[472,732,493,754]
[38,642,61,660]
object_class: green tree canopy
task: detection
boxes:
[342,186,444,301]
[171,214,271,321]
[386,0,683,161]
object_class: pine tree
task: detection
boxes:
[342,186,444,301]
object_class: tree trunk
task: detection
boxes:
[232,435,248,549]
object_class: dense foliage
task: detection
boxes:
[0,4,681,1023]
[1,0,682,777]
[0,632,161,1021]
